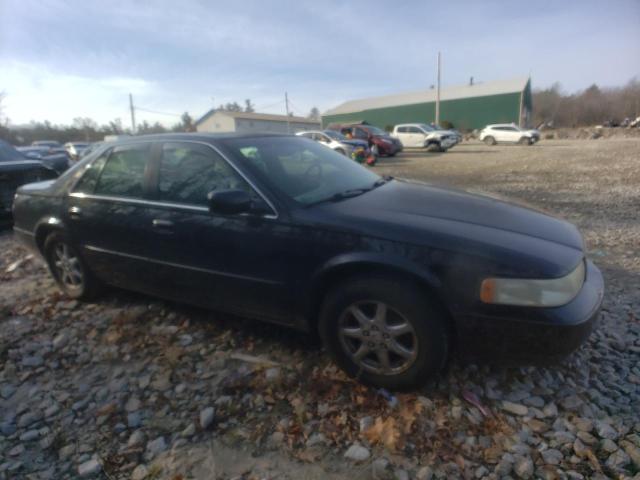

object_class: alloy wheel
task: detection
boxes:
[52,242,84,289]
[338,301,418,375]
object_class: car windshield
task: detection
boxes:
[324,130,347,141]
[418,124,435,132]
[223,136,381,206]
[0,141,25,162]
[365,126,387,135]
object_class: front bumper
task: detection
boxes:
[454,260,604,364]
[377,142,402,155]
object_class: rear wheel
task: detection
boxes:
[319,276,448,390]
[44,232,101,299]
[484,136,496,146]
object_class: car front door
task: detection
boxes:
[66,142,161,292]
[141,141,294,323]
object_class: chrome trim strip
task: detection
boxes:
[13,226,34,236]
[68,192,209,212]
[83,244,284,286]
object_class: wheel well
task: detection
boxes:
[308,263,457,348]
[35,225,58,254]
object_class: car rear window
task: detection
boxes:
[94,144,149,198]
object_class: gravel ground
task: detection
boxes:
[0,138,639,479]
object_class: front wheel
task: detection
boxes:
[519,136,532,145]
[44,232,101,299]
[426,142,441,152]
[319,276,448,390]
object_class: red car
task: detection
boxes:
[329,123,403,157]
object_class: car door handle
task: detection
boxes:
[68,206,82,219]
[152,219,174,228]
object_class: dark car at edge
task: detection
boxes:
[1,140,59,221]
[12,133,604,389]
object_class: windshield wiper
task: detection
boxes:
[373,175,393,188]
[306,177,393,207]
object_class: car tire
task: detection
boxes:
[319,275,448,390]
[484,136,496,146]
[519,137,532,146]
[335,148,347,156]
[44,231,101,300]
[427,142,441,152]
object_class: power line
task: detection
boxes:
[253,99,285,111]
[135,106,183,117]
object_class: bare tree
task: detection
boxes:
[307,106,320,121]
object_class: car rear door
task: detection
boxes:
[394,126,410,146]
[406,126,424,147]
[140,140,294,323]
[66,142,162,293]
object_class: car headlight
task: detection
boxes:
[480,261,585,307]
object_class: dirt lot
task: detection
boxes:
[1,138,639,479]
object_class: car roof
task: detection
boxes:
[103,132,293,147]
[486,123,517,128]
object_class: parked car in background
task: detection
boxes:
[64,142,91,160]
[78,142,104,159]
[328,123,402,156]
[12,133,603,389]
[32,140,62,149]
[391,124,457,152]
[16,146,71,174]
[479,124,541,145]
[296,130,370,157]
[0,140,58,220]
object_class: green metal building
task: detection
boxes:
[322,77,532,131]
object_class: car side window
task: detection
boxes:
[158,142,253,206]
[354,128,368,139]
[94,144,150,198]
[407,126,421,133]
[397,126,407,133]
[72,149,110,193]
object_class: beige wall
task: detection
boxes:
[196,112,320,133]
[196,112,236,132]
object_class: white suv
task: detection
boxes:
[479,124,540,146]
[391,124,457,152]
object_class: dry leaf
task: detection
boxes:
[363,416,401,451]
[398,400,424,433]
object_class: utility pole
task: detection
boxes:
[284,92,291,133]
[129,93,136,135]
[435,52,441,126]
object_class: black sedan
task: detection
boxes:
[12,133,604,389]
[1,140,58,220]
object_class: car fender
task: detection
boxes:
[307,250,440,302]
[34,215,67,253]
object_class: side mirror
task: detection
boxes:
[207,189,252,215]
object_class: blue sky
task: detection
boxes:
[1,0,639,126]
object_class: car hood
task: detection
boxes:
[309,179,584,277]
